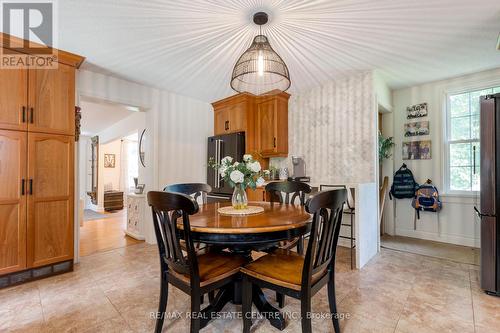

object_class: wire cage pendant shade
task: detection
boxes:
[230,15,290,95]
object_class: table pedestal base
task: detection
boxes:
[199,282,285,330]
[252,287,286,330]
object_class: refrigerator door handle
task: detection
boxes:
[216,139,223,188]
[214,139,219,189]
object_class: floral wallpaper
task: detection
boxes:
[288,71,376,185]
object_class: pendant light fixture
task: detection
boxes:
[230,12,291,95]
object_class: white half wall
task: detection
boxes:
[356,183,379,268]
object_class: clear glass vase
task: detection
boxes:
[232,184,248,210]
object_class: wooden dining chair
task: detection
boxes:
[163,183,211,249]
[265,181,312,254]
[148,191,246,333]
[265,181,312,308]
[163,183,212,204]
[241,189,347,333]
[163,183,216,304]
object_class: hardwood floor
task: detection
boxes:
[79,209,143,257]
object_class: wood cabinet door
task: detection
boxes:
[228,101,247,133]
[257,99,277,155]
[214,108,229,135]
[0,66,28,131]
[28,64,75,135]
[0,130,27,274]
[27,133,74,267]
[247,187,267,202]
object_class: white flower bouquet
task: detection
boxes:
[210,154,269,190]
[209,154,269,209]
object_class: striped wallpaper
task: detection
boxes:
[288,71,376,185]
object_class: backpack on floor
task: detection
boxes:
[390,164,418,199]
[411,180,442,219]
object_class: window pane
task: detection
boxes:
[493,86,500,94]
[451,116,471,140]
[450,93,469,117]
[471,114,480,139]
[450,166,471,191]
[470,89,492,114]
[450,143,471,166]
[472,172,480,191]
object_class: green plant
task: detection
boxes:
[379,132,395,162]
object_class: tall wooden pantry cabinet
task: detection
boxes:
[0,33,84,287]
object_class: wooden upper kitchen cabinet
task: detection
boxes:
[256,92,289,157]
[211,92,289,158]
[28,64,76,135]
[0,63,28,131]
[27,132,74,268]
[0,130,27,275]
[213,96,249,136]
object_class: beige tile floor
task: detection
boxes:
[381,235,480,266]
[1,244,499,333]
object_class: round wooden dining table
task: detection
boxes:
[183,201,312,330]
[187,201,312,252]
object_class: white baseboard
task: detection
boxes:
[395,228,480,248]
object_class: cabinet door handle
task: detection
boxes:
[22,106,26,123]
[225,120,230,131]
[29,108,34,124]
[273,137,277,148]
[29,179,33,195]
[21,179,25,195]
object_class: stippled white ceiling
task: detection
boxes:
[58,0,500,102]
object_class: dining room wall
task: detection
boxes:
[77,69,213,248]
[288,71,377,185]
[285,71,379,267]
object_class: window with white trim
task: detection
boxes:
[445,86,500,193]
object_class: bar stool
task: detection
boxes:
[320,184,356,269]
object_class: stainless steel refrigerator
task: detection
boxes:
[207,132,245,200]
[476,93,500,296]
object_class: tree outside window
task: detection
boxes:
[447,86,500,192]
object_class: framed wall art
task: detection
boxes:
[406,102,428,119]
[104,154,116,168]
[402,140,431,160]
[404,120,429,137]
